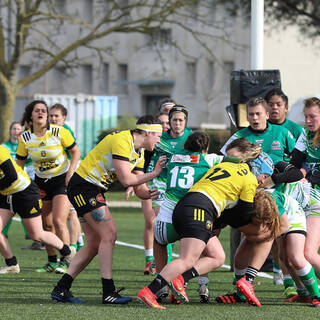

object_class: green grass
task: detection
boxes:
[1,208,319,320]
[105,191,140,202]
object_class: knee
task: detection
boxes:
[27,231,41,242]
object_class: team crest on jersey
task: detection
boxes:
[96,193,106,204]
[89,197,97,206]
[255,139,264,146]
[0,169,4,179]
[271,141,281,150]
[206,220,213,230]
[41,150,46,157]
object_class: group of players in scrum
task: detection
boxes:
[1,92,320,308]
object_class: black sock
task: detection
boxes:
[148,274,168,295]
[48,255,57,263]
[5,256,17,266]
[182,267,199,283]
[102,278,115,296]
[59,244,71,257]
[245,266,258,284]
[56,273,74,290]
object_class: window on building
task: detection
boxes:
[117,64,128,95]
[81,64,93,94]
[17,65,31,95]
[186,62,197,95]
[147,28,172,50]
[56,0,66,14]
[50,67,65,93]
[83,0,93,22]
[207,61,215,91]
[223,60,234,93]
[185,0,198,24]
[102,63,109,94]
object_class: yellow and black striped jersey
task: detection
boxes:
[188,162,258,217]
[0,145,30,195]
[76,130,144,190]
[16,125,75,179]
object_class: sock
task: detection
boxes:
[70,244,77,250]
[233,267,246,299]
[283,274,295,288]
[145,249,153,263]
[48,255,58,264]
[245,266,258,284]
[167,244,173,263]
[77,235,84,246]
[5,256,17,266]
[148,274,168,295]
[233,267,246,285]
[296,263,320,297]
[57,273,74,290]
[102,278,116,296]
[182,267,199,283]
[297,285,310,297]
[273,261,281,273]
[198,276,209,286]
[59,244,71,257]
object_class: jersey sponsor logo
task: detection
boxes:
[271,140,282,150]
[30,207,38,214]
[0,169,4,179]
[170,142,178,148]
[74,194,86,207]
[194,208,205,222]
[96,193,106,204]
[39,141,46,147]
[171,154,199,163]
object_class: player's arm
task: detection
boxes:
[131,171,158,200]
[65,144,81,185]
[113,156,166,188]
[0,159,18,190]
[16,137,27,169]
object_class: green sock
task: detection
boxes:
[234,272,246,300]
[166,244,173,263]
[297,265,320,297]
[297,286,310,297]
[2,219,12,236]
[283,278,295,289]
[146,255,153,263]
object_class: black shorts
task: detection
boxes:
[67,173,107,217]
[172,192,218,244]
[0,181,42,219]
[35,173,67,200]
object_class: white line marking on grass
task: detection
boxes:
[12,218,272,279]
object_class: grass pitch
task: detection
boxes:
[1,205,319,320]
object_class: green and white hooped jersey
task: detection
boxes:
[295,128,320,175]
[276,181,320,218]
[220,123,296,164]
[266,189,306,233]
[157,151,223,223]
[268,119,303,142]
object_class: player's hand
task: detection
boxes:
[149,189,159,200]
[125,186,135,200]
[154,155,167,175]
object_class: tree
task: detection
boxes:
[222,0,320,40]
[0,0,238,142]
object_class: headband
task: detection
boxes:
[136,124,163,133]
[159,102,175,112]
